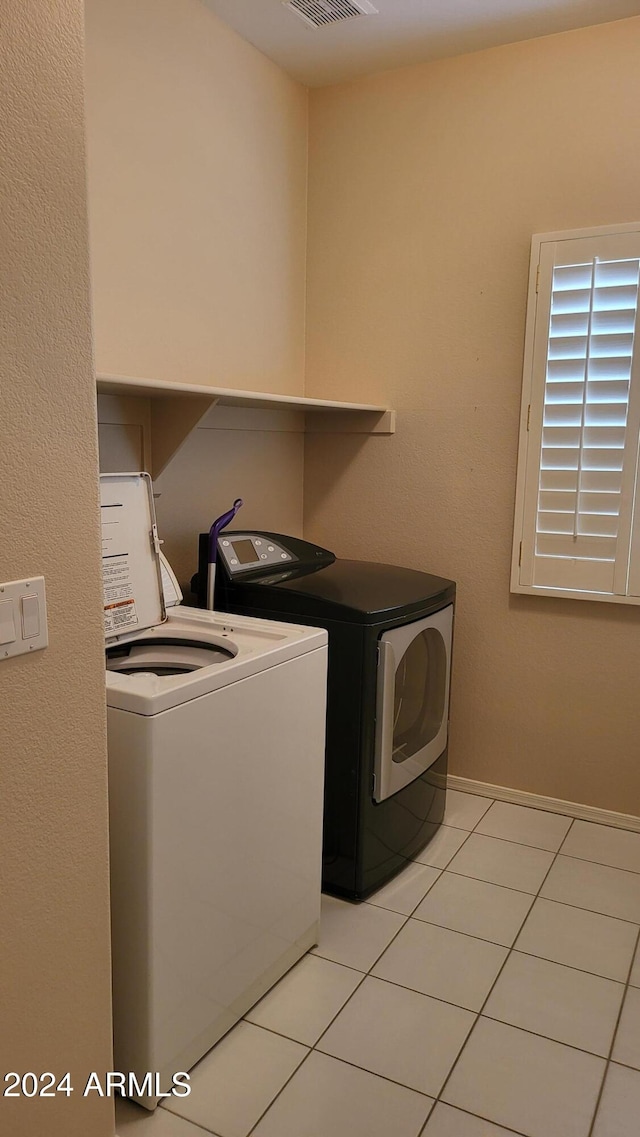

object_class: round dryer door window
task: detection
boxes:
[373,604,453,803]
[392,627,447,763]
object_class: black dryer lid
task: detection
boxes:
[237,559,455,623]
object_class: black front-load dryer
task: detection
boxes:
[192,532,455,900]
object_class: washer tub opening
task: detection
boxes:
[106,637,236,676]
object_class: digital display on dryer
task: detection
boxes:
[232,539,260,565]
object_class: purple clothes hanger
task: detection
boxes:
[207,498,243,610]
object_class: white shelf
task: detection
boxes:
[96,372,392,416]
[96,372,395,476]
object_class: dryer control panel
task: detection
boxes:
[192,531,336,608]
[218,533,297,575]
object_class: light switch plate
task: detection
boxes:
[0,577,48,660]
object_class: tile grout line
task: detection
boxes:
[448,790,640,836]
[166,926,370,1136]
[446,803,640,875]
[441,865,640,922]
[605,1055,640,1074]
[184,798,640,1137]
[551,851,640,878]
[245,850,432,1137]
[553,808,640,876]
[367,810,576,918]
[371,824,480,918]
[244,879,428,1136]
[244,801,640,1131]
[371,970,625,1061]
[245,1045,315,1137]
[507,945,633,987]
[422,1102,529,1137]
[393,819,482,880]
[156,1098,222,1135]
[262,1037,436,1102]
[243,960,631,1068]
[417,817,576,1134]
[367,895,638,986]
[557,816,577,856]
[387,801,567,1133]
[366,868,444,917]
[303,803,637,1132]
[459,829,572,854]
[244,807,490,1135]
[269,799,637,1134]
[586,925,640,1137]
[513,890,640,929]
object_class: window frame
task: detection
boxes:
[511,221,640,606]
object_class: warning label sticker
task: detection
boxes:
[102,503,140,636]
[104,594,138,635]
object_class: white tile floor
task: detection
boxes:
[116,790,640,1137]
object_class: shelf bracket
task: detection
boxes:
[150,395,218,477]
[305,409,396,435]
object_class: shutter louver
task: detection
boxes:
[513,224,640,604]
[532,254,639,592]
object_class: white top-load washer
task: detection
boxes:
[102,474,327,1109]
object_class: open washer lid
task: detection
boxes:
[101,475,248,690]
[100,472,166,645]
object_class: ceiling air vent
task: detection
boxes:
[283,0,378,30]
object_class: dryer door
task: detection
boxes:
[373,604,453,803]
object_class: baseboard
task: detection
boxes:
[447,774,640,833]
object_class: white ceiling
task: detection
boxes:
[202,0,640,86]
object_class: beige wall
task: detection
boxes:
[85,3,640,814]
[153,410,305,588]
[85,0,309,570]
[96,394,304,588]
[0,3,113,1135]
[305,17,640,816]
[85,0,308,394]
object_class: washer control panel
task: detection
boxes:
[218,534,296,575]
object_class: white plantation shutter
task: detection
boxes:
[512,225,640,604]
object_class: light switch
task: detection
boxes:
[0,577,48,659]
[21,594,40,638]
[0,600,16,645]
